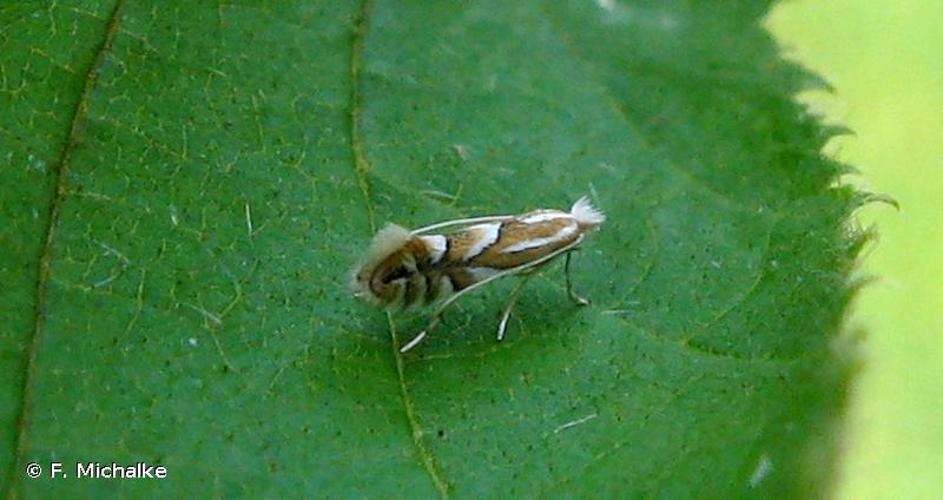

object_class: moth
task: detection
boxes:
[349,196,605,352]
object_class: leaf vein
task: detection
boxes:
[4,1,127,497]
[349,0,375,232]
[349,1,448,496]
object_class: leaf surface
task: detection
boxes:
[1,1,861,497]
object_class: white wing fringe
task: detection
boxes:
[570,196,605,228]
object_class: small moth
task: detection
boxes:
[349,196,605,352]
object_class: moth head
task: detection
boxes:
[349,224,421,308]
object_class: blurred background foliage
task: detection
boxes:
[768,0,943,498]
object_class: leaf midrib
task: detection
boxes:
[348,0,450,496]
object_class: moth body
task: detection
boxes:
[349,196,605,351]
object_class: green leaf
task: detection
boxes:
[1,1,863,497]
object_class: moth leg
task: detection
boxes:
[400,285,477,353]
[497,277,530,341]
[400,316,440,353]
[565,251,590,306]
[400,238,588,353]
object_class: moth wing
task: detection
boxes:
[410,215,515,235]
[428,234,585,315]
